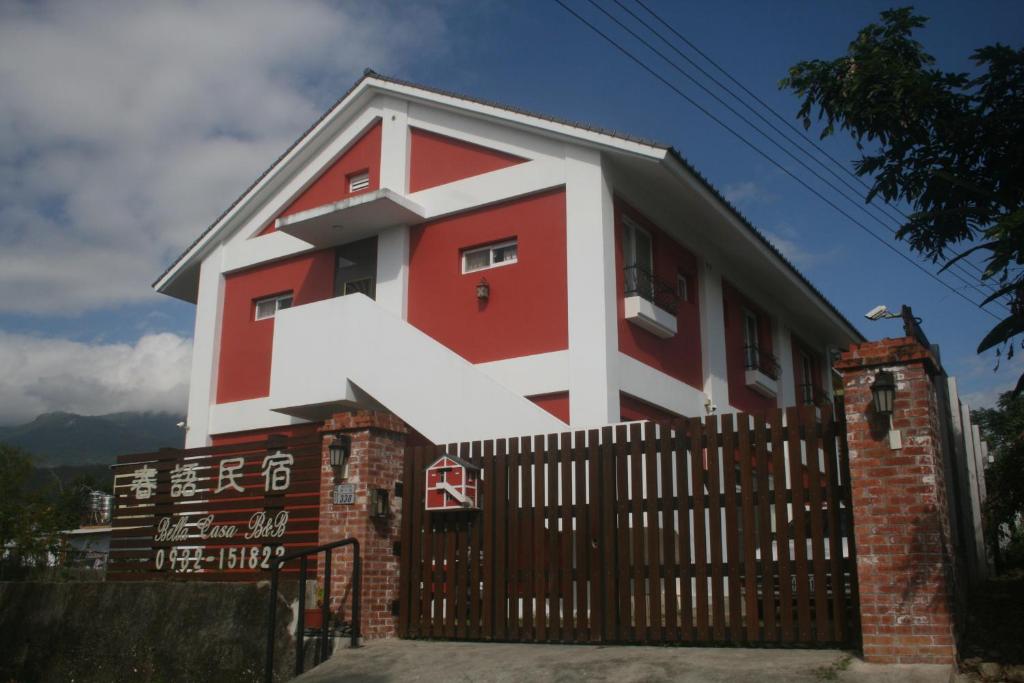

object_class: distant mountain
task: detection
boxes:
[0,411,185,465]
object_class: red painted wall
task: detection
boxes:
[722,281,776,414]
[210,422,321,446]
[529,392,570,423]
[619,393,682,423]
[216,251,335,403]
[408,127,525,193]
[407,189,568,363]
[259,120,382,235]
[614,199,702,389]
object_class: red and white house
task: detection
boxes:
[155,71,861,448]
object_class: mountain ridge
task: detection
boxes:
[0,411,185,465]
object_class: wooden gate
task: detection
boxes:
[398,406,859,645]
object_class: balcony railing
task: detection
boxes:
[624,265,680,314]
[744,345,780,380]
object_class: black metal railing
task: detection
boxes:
[744,344,780,380]
[623,264,680,314]
[264,538,360,683]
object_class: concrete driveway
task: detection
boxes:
[293,639,951,683]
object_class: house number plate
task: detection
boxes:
[333,483,356,505]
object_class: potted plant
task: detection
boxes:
[304,584,325,629]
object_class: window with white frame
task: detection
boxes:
[347,170,370,193]
[677,274,690,303]
[462,239,518,273]
[743,308,760,369]
[254,293,293,321]
[622,216,653,274]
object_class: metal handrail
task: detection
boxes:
[743,344,780,380]
[623,264,680,314]
[264,537,360,683]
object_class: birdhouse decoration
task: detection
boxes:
[425,453,481,511]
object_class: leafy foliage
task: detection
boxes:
[0,442,99,579]
[781,8,1024,385]
[974,393,1024,570]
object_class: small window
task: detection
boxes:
[254,293,293,321]
[743,309,760,368]
[348,170,370,193]
[462,239,518,273]
[677,274,690,303]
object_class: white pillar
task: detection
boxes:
[698,258,728,412]
[184,245,226,448]
[378,96,409,193]
[376,225,410,320]
[774,322,795,407]
[565,147,618,426]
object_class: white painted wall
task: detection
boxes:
[698,258,728,413]
[184,245,225,448]
[268,294,567,444]
[565,147,619,427]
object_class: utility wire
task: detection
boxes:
[630,0,999,290]
[589,0,1005,310]
[552,0,1002,321]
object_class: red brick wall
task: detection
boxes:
[316,411,407,640]
[836,337,958,664]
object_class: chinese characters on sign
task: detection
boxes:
[123,449,300,575]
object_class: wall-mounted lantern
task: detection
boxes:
[328,434,352,480]
[870,370,901,449]
[371,488,390,519]
[476,277,490,301]
[871,371,896,416]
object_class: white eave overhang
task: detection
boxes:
[275,188,425,248]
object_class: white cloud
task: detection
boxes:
[0,0,449,313]
[0,331,192,425]
[761,229,840,269]
[722,181,776,207]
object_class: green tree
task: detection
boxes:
[0,443,91,579]
[973,393,1024,570]
[781,8,1024,386]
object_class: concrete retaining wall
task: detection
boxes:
[0,581,303,683]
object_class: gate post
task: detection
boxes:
[317,410,407,641]
[835,338,958,665]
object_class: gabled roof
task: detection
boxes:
[427,453,481,472]
[153,69,861,342]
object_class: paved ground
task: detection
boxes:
[293,639,952,683]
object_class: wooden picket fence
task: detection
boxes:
[398,406,859,645]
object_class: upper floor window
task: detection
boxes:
[798,349,816,404]
[677,274,690,303]
[743,309,759,364]
[462,239,518,273]
[347,170,370,193]
[622,216,653,274]
[254,293,293,321]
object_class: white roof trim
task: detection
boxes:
[153,75,669,294]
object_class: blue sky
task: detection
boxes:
[0,0,1021,424]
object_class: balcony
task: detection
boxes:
[623,265,680,339]
[744,345,779,398]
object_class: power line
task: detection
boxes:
[588,0,1005,309]
[552,0,1003,321]
[629,0,999,290]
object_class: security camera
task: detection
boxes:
[865,305,889,321]
[176,421,188,430]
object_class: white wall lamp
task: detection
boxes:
[870,370,902,450]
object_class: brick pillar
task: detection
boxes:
[316,410,406,640]
[835,337,958,664]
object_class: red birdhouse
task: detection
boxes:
[425,454,481,511]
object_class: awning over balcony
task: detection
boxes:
[275,188,425,248]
